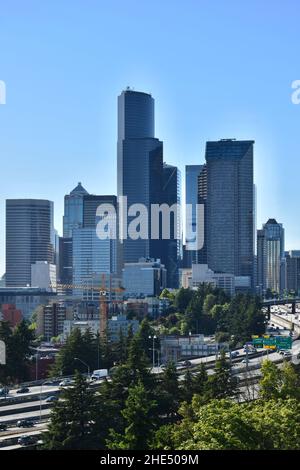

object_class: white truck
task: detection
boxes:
[91,369,108,380]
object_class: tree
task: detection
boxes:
[156,362,180,420]
[51,328,98,377]
[206,351,238,399]
[259,359,281,400]
[174,288,193,314]
[107,380,157,450]
[157,398,300,450]
[43,372,107,449]
[259,359,300,400]
[0,320,35,384]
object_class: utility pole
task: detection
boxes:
[149,335,157,369]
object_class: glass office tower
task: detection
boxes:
[117,88,163,264]
[205,139,255,286]
[63,182,89,238]
[162,163,181,288]
[257,219,285,294]
[185,164,207,267]
[6,199,54,287]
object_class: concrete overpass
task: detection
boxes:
[262,298,300,316]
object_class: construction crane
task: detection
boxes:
[51,279,124,338]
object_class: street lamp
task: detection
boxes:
[74,357,90,379]
[39,379,50,423]
[149,335,157,369]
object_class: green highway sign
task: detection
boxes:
[275,336,292,350]
[251,335,292,350]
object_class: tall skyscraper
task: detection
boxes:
[63,182,89,238]
[205,139,255,286]
[162,163,181,287]
[59,182,89,287]
[257,219,285,294]
[117,88,163,264]
[72,195,119,299]
[6,199,54,287]
[185,164,207,267]
[83,195,117,229]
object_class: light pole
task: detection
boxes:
[35,349,40,381]
[74,357,90,380]
[149,335,157,369]
[39,379,50,423]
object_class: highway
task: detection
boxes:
[0,308,298,450]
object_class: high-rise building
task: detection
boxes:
[59,183,89,288]
[205,139,255,286]
[72,227,117,300]
[285,250,300,295]
[58,237,72,285]
[185,164,207,267]
[63,182,89,238]
[6,199,55,287]
[257,219,285,294]
[162,163,181,288]
[83,195,117,229]
[117,88,163,264]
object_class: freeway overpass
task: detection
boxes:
[262,297,300,315]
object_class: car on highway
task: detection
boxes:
[0,423,8,431]
[241,359,251,364]
[59,379,73,387]
[282,351,292,358]
[18,435,37,446]
[0,387,9,396]
[230,351,240,358]
[45,395,58,403]
[183,360,192,367]
[16,419,35,428]
[16,386,30,394]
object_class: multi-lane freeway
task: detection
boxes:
[1,308,299,450]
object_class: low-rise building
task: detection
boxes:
[123,258,166,297]
[0,303,22,327]
[63,315,139,342]
[31,261,57,291]
[160,334,228,363]
[0,287,56,320]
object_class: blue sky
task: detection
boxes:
[0,0,300,276]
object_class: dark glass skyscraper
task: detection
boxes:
[117,88,163,264]
[162,163,181,287]
[6,199,54,287]
[205,139,255,285]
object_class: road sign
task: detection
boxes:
[251,335,292,350]
[252,337,263,348]
[276,336,292,350]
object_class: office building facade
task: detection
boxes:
[161,163,181,288]
[205,139,255,286]
[6,199,55,287]
[117,88,163,264]
[123,257,166,297]
[285,250,300,294]
[257,219,285,294]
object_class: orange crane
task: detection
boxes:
[53,279,124,337]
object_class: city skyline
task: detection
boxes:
[1,0,300,276]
